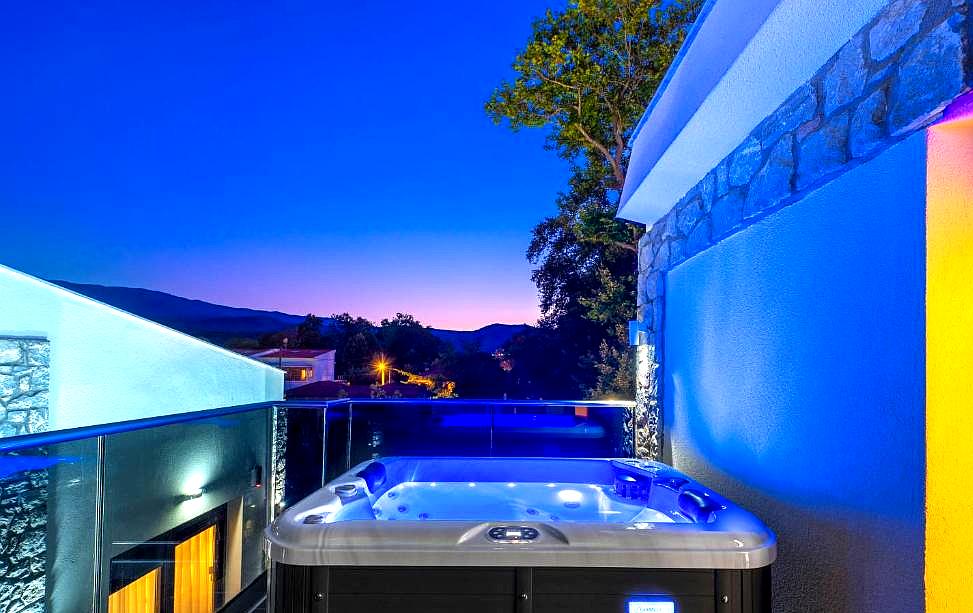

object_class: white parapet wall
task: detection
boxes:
[0,264,284,432]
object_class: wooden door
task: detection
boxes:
[173,525,216,613]
[107,567,161,613]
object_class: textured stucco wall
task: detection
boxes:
[664,134,926,612]
[0,265,283,431]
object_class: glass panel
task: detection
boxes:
[0,399,632,613]
[342,401,634,466]
[274,405,326,510]
[0,437,99,613]
[100,409,270,612]
[322,402,350,483]
[490,403,633,458]
[347,401,493,464]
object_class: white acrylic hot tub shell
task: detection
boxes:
[265,458,777,569]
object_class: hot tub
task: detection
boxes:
[266,457,776,613]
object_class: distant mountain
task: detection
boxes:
[430,324,529,353]
[51,280,308,343]
[51,281,528,351]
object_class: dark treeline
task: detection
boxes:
[228,312,608,399]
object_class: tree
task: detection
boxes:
[487,0,700,398]
[503,324,598,399]
[295,314,324,348]
[320,313,380,381]
[486,0,699,189]
[376,313,445,373]
[439,348,509,399]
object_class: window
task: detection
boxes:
[283,367,312,381]
[109,507,226,613]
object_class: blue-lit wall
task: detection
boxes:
[663,134,926,612]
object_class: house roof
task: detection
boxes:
[252,348,334,359]
[233,348,267,356]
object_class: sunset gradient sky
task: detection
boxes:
[0,1,569,329]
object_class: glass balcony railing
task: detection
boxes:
[0,399,634,613]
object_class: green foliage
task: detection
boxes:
[504,321,600,399]
[489,0,700,399]
[320,313,380,381]
[295,313,324,348]
[438,348,509,399]
[376,313,446,373]
[486,0,700,187]
[225,337,260,349]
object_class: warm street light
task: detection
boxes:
[374,355,389,386]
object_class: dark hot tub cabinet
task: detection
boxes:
[266,457,775,612]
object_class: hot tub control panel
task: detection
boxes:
[487,526,539,542]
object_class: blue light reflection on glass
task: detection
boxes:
[0,455,79,478]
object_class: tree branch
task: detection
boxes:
[576,123,625,188]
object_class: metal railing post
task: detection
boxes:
[91,434,106,613]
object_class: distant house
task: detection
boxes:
[244,348,336,390]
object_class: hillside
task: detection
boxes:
[51,281,528,351]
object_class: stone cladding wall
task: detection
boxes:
[0,338,50,612]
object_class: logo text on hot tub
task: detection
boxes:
[628,600,675,613]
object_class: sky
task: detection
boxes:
[0,1,570,330]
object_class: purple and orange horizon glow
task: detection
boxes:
[0,1,569,330]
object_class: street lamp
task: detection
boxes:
[375,357,388,386]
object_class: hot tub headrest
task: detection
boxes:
[356,461,387,494]
[677,489,723,523]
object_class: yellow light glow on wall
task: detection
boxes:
[926,115,973,611]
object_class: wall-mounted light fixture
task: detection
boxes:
[179,475,207,503]
[179,486,205,502]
